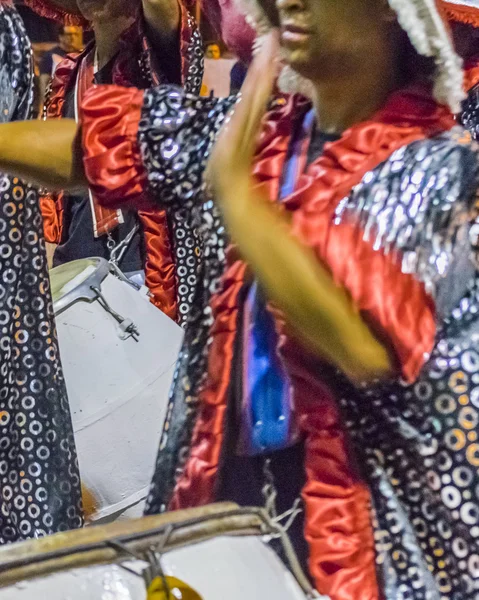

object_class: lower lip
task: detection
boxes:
[281,29,310,43]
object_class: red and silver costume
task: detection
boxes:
[43,0,479,597]
[26,0,203,322]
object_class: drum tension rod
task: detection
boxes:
[90,285,140,342]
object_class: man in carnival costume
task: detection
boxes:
[0,1,479,599]
[26,0,203,322]
[0,0,82,542]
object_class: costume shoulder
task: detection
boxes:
[139,85,236,207]
[81,84,236,210]
[336,126,479,318]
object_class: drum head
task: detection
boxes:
[50,257,110,315]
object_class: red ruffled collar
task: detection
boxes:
[253,86,456,217]
[464,57,479,91]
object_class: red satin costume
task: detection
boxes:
[31,0,201,320]
[76,77,479,599]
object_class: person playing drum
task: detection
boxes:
[1,1,479,598]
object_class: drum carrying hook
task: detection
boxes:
[142,526,174,598]
[91,285,140,342]
[106,530,173,598]
[108,223,140,267]
[108,224,152,296]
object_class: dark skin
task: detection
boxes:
[0,0,418,383]
[206,0,408,381]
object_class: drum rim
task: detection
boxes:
[0,504,316,597]
[50,257,110,316]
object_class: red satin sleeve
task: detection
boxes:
[81,86,151,211]
[292,210,436,383]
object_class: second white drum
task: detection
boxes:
[50,258,183,522]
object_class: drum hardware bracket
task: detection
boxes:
[107,530,175,598]
[109,260,151,297]
[107,224,152,297]
[90,285,140,342]
[0,507,320,599]
[108,224,138,267]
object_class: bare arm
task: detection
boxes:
[209,33,392,384]
[0,119,87,190]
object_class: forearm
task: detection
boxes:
[0,120,87,190]
[221,184,393,383]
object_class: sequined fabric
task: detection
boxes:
[0,3,83,542]
[139,87,235,325]
[459,82,479,259]
[140,86,479,598]
[329,131,479,599]
[138,87,235,507]
[461,81,479,141]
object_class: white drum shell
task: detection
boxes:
[52,260,183,521]
[2,536,310,600]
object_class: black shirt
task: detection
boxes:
[306,125,340,166]
[52,57,145,272]
[39,46,67,77]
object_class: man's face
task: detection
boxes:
[269,0,395,81]
[206,44,221,59]
[59,26,83,53]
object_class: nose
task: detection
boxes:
[276,0,304,15]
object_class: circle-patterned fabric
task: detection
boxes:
[0,4,83,541]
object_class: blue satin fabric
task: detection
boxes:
[239,109,315,455]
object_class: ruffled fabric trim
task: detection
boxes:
[81,85,178,315]
[81,86,149,210]
[169,251,248,509]
[464,58,479,90]
[139,208,178,321]
[40,193,62,244]
[23,0,89,27]
[170,88,456,599]
[441,0,479,26]
[256,89,455,383]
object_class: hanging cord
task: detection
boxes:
[262,457,303,534]
[261,458,322,599]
